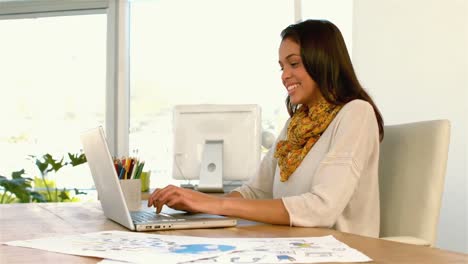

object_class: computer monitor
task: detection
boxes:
[172,104,261,192]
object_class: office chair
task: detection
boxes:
[378,120,451,246]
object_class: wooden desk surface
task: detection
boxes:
[1,202,467,264]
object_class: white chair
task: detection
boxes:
[378,120,451,246]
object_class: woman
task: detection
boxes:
[148,19,384,237]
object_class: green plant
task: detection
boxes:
[30,152,87,202]
[0,152,87,203]
[0,170,45,203]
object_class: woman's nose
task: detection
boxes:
[281,67,291,82]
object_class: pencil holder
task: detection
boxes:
[140,171,151,192]
[119,179,141,211]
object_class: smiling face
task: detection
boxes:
[279,38,322,107]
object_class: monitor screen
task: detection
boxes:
[172,104,261,192]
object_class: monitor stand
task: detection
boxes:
[196,140,224,193]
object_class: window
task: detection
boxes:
[1,0,354,193]
[129,0,294,187]
[0,14,107,190]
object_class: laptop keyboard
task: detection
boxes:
[130,211,185,223]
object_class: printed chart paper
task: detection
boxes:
[4,231,372,263]
[4,231,247,263]
[175,236,372,263]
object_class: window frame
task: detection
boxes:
[0,0,307,159]
[0,0,130,157]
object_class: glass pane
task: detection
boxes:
[0,14,106,191]
[130,0,294,187]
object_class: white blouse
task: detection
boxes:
[233,99,380,237]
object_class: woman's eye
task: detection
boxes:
[291,62,299,67]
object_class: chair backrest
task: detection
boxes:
[379,120,450,246]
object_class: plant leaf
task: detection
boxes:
[11,169,26,179]
[30,191,46,203]
[59,188,70,201]
[74,188,87,195]
[35,159,49,175]
[68,152,87,166]
[0,172,36,203]
[43,154,65,173]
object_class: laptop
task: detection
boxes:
[80,126,237,232]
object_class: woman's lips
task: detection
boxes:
[287,84,299,95]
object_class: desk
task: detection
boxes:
[1,203,467,264]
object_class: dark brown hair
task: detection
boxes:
[281,19,384,141]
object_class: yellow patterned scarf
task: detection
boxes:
[274,97,343,182]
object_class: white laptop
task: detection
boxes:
[80,126,237,232]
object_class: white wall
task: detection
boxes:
[353,0,468,253]
[301,0,354,54]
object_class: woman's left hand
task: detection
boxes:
[147,185,222,214]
